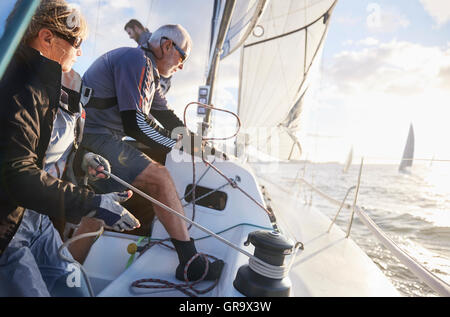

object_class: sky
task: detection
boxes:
[1,0,449,164]
[304,0,450,164]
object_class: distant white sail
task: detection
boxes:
[343,146,353,173]
[399,123,414,172]
[236,0,337,160]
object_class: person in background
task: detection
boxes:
[124,19,172,95]
[124,19,151,46]
[0,0,139,297]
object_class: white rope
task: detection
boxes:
[58,227,104,297]
[249,242,303,279]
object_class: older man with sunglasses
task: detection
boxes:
[79,24,224,282]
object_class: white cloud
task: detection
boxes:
[326,40,450,96]
[358,37,379,46]
[311,39,450,161]
[335,15,362,27]
[420,0,450,27]
[342,39,354,46]
[366,3,410,33]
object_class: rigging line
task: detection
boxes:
[92,0,101,59]
[188,134,196,231]
[179,159,215,201]
[145,0,154,28]
[182,182,230,208]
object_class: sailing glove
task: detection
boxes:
[81,152,111,181]
[88,191,140,232]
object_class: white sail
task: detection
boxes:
[343,146,353,173]
[220,0,268,59]
[237,0,337,160]
[399,123,415,172]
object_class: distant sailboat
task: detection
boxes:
[343,146,353,173]
[399,124,414,173]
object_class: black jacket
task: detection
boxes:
[0,46,97,255]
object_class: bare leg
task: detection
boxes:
[131,164,224,281]
[132,162,190,241]
[68,217,103,264]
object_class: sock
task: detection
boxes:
[171,238,224,282]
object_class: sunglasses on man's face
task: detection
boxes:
[162,36,187,63]
[52,30,83,49]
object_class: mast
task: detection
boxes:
[0,0,40,79]
[201,0,237,136]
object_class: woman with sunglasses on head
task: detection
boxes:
[0,0,140,297]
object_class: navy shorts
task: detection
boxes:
[81,133,151,193]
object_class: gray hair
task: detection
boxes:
[149,24,192,57]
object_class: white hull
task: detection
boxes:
[81,152,399,297]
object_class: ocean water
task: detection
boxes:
[252,161,450,297]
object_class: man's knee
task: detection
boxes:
[134,163,173,190]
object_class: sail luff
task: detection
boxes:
[221,0,269,59]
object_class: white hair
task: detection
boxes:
[149,24,192,57]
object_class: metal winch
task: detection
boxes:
[233,230,296,297]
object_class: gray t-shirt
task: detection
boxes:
[82,47,169,136]
[138,31,152,47]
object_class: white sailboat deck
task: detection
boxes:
[82,155,399,297]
